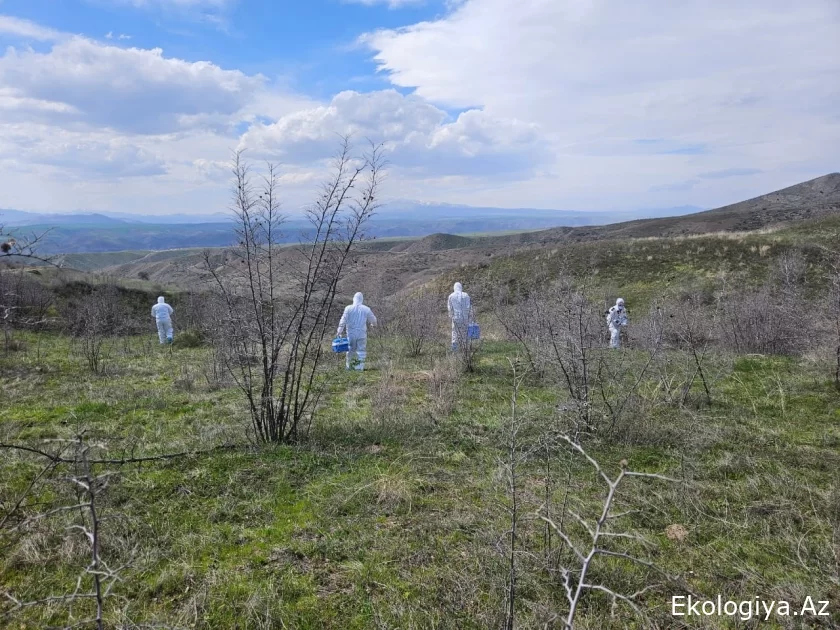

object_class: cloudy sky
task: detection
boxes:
[0,0,838,215]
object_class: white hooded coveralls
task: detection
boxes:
[337,292,377,370]
[606,298,628,349]
[152,296,174,344]
[447,282,472,348]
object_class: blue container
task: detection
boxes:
[332,337,350,353]
[468,323,481,340]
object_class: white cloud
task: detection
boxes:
[0,19,320,213]
[342,0,424,8]
[0,37,265,134]
[2,4,838,216]
[364,0,840,208]
[108,0,231,8]
[0,124,166,179]
[0,15,63,41]
[239,89,545,177]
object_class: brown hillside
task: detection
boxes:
[77,173,840,294]
[531,172,840,243]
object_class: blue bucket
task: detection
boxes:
[332,337,350,353]
[468,323,480,340]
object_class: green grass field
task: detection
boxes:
[2,324,840,629]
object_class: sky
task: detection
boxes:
[0,0,838,216]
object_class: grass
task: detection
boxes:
[447,213,840,312]
[2,327,840,628]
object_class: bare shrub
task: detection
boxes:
[456,322,482,373]
[718,255,810,356]
[500,275,671,443]
[496,365,673,629]
[391,288,442,357]
[202,138,383,443]
[659,291,718,406]
[67,285,126,375]
[505,276,604,439]
[0,224,55,350]
[0,269,56,351]
[452,295,482,374]
[494,302,543,376]
[176,290,216,334]
[497,361,537,630]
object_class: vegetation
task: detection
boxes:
[3,178,840,628]
[2,322,840,627]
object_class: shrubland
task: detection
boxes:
[3,197,840,628]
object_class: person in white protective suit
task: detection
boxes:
[605,297,628,349]
[151,296,174,345]
[447,282,472,351]
[337,292,378,370]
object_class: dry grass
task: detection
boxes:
[422,356,460,420]
[632,226,782,244]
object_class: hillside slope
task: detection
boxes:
[530,173,840,243]
[52,174,840,292]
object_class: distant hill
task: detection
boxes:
[4,174,837,256]
[0,210,126,226]
[33,172,840,297]
[100,212,232,224]
[523,173,840,244]
[402,233,474,254]
[1,201,705,254]
[688,172,840,230]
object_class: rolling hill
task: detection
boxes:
[39,172,838,297]
[528,172,840,243]
[1,200,705,255]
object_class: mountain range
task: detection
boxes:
[4,174,840,256]
[37,172,840,284]
[0,201,704,254]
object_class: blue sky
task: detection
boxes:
[0,0,837,215]
[2,0,443,95]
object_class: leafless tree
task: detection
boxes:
[203,137,384,443]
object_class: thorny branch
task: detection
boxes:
[537,434,675,629]
[1,437,135,629]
